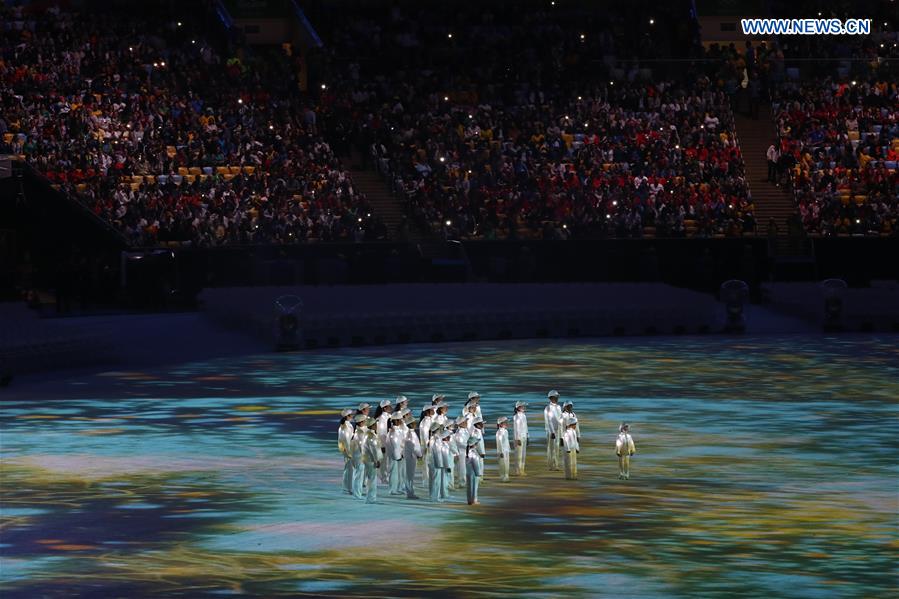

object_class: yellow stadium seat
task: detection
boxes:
[223,173,235,181]
[242,166,256,175]
[178,167,189,176]
[847,131,859,141]
[166,146,176,158]
[132,175,144,184]
[216,166,230,175]
[185,175,196,184]
[229,166,242,175]
[188,167,202,175]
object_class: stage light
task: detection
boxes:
[153,62,158,67]
[238,98,243,104]
[448,33,453,39]
[269,125,274,130]
[580,33,585,40]
[851,80,857,85]
[192,39,196,44]
[177,21,182,27]
[610,81,614,86]
[675,144,680,149]
[444,96,449,101]
[468,114,473,119]
[439,156,445,162]
[821,279,847,331]
[129,46,133,51]
[720,280,749,333]
[321,83,327,89]
[578,96,582,100]
[649,18,655,25]
[612,200,617,206]
[446,220,452,226]
[160,61,165,67]
[358,217,362,222]
[606,214,611,219]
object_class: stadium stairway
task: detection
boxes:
[349,168,422,242]
[734,106,804,257]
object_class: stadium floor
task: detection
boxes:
[2,335,897,598]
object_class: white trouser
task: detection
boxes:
[618,454,631,479]
[421,448,430,489]
[404,458,417,498]
[498,452,510,481]
[547,434,561,470]
[466,462,480,504]
[342,455,354,493]
[456,452,467,486]
[564,450,578,480]
[351,457,364,499]
[514,438,527,475]
[379,447,388,482]
[429,464,440,501]
[365,463,378,503]
[388,458,403,494]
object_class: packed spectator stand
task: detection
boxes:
[0,3,386,247]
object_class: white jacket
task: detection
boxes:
[616,432,636,456]
[362,431,380,465]
[377,412,390,448]
[563,428,579,453]
[496,427,510,457]
[430,439,447,469]
[544,403,562,437]
[338,422,354,458]
[419,415,433,447]
[351,426,367,462]
[513,411,528,442]
[404,429,423,461]
[561,411,580,438]
[386,428,404,461]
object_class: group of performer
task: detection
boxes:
[336,390,636,505]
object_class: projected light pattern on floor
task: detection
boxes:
[2,336,898,597]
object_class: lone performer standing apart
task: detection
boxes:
[615,422,636,480]
[544,390,563,470]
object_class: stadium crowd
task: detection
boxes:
[0,4,386,246]
[773,79,899,236]
[320,2,755,239]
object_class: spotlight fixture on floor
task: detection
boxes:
[274,295,303,351]
[720,280,749,333]
[821,279,847,331]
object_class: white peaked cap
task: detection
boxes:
[547,390,560,398]
[353,414,367,423]
[357,402,370,410]
[515,400,528,408]
[341,408,353,417]
[430,422,443,433]
[567,417,578,425]
[455,416,468,426]
[379,399,392,408]
[467,391,480,400]
[563,401,573,408]
[395,395,408,403]
[496,416,508,425]
[441,429,454,439]
[421,405,435,414]
[365,416,377,427]
[431,393,445,402]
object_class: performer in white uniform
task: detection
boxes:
[453,416,470,487]
[350,413,367,499]
[463,391,483,420]
[361,417,381,504]
[561,401,580,441]
[386,415,405,495]
[562,418,580,480]
[428,423,443,501]
[466,436,484,505]
[418,405,435,490]
[615,422,636,480]
[434,401,450,427]
[375,399,393,483]
[543,390,563,470]
[512,400,528,476]
[438,428,454,501]
[395,407,410,491]
[403,415,423,499]
[495,416,511,482]
[338,409,355,494]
